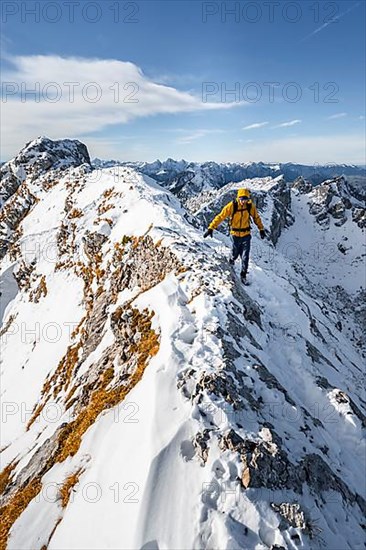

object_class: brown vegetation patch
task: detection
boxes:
[0,478,42,550]
[59,468,85,508]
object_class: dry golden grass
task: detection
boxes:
[0,478,42,550]
[53,310,159,461]
[0,461,17,494]
[59,468,85,508]
[29,275,47,303]
[0,314,17,339]
[68,208,83,219]
[26,402,45,430]
[97,203,113,215]
[27,341,82,428]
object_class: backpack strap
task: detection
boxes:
[230,199,238,227]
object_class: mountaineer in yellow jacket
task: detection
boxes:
[203,188,266,283]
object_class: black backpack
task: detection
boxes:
[232,198,252,217]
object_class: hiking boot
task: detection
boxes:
[240,270,247,283]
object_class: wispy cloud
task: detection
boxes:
[300,2,362,42]
[327,113,347,120]
[1,54,240,159]
[226,134,366,164]
[272,120,302,129]
[176,129,224,144]
[242,122,268,130]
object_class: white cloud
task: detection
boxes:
[242,122,269,130]
[327,113,347,120]
[176,129,224,145]
[272,119,302,128]
[225,134,366,164]
[300,1,362,42]
[86,132,366,164]
[1,54,240,159]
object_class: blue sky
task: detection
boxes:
[1,0,365,163]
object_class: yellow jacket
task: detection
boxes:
[209,188,264,237]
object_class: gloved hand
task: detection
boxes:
[260,229,266,239]
[204,229,213,238]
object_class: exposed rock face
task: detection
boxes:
[111,235,183,294]
[271,503,307,530]
[352,207,366,228]
[305,176,365,229]
[292,176,313,194]
[1,137,90,206]
[0,183,38,259]
[0,137,92,260]
[217,427,366,514]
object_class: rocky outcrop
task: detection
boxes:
[0,137,92,261]
[1,137,90,207]
[292,176,313,194]
[110,235,183,294]
[306,176,365,229]
[0,183,38,260]
[217,428,366,514]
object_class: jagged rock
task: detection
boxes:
[216,428,366,517]
[305,175,365,229]
[194,371,243,410]
[352,207,366,228]
[12,260,36,291]
[1,137,90,207]
[82,231,108,262]
[334,217,347,227]
[315,211,330,227]
[292,176,313,194]
[346,176,366,202]
[192,430,211,464]
[271,502,307,530]
[81,290,110,360]
[11,137,90,182]
[219,429,246,453]
[0,137,91,260]
[0,183,38,259]
[329,200,346,219]
[218,428,298,491]
[111,235,182,294]
[300,454,364,511]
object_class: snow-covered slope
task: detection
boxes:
[1,138,365,550]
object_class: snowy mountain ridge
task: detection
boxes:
[0,137,365,550]
[93,156,366,194]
